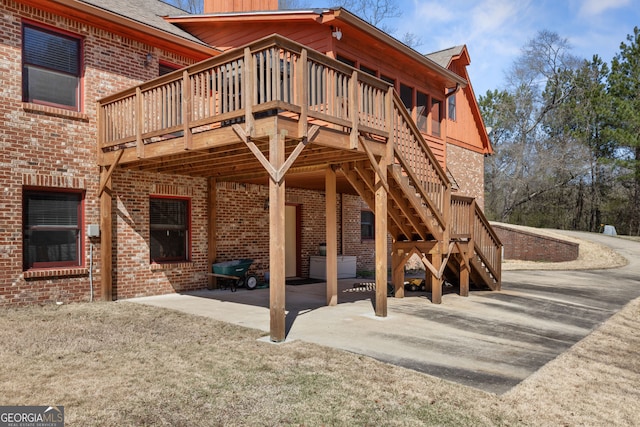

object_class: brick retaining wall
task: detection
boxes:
[492,224,579,262]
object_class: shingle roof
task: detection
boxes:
[79,0,205,44]
[424,45,465,68]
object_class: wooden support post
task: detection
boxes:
[391,245,405,298]
[430,249,442,304]
[269,121,286,342]
[374,152,388,317]
[454,241,470,297]
[460,253,470,297]
[99,166,113,301]
[326,166,338,306]
[208,178,217,289]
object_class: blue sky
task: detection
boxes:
[380,0,640,96]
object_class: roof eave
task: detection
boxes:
[332,9,467,88]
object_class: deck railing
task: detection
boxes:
[98,35,447,221]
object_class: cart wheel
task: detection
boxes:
[410,284,418,291]
[235,278,244,290]
[246,275,258,290]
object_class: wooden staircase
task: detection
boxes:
[342,90,502,297]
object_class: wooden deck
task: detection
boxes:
[97,34,501,341]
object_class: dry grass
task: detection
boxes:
[1,299,639,426]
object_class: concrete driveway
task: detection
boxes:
[130,231,640,394]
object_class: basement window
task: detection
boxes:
[361,210,375,240]
[23,189,83,270]
[22,23,82,111]
[150,197,190,263]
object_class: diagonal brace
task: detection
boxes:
[98,149,124,197]
[234,124,319,184]
[360,136,390,193]
[420,242,455,279]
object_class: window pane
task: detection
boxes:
[360,64,376,76]
[23,191,81,269]
[431,98,441,136]
[150,198,189,262]
[361,211,374,240]
[416,91,428,132]
[380,75,395,86]
[448,93,456,121]
[150,198,187,227]
[337,55,355,67]
[159,63,178,76]
[150,229,186,260]
[25,230,78,266]
[23,66,79,108]
[25,192,79,227]
[23,26,79,74]
[400,84,413,111]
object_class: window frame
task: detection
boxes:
[22,188,84,270]
[21,20,83,112]
[361,210,375,241]
[149,196,191,263]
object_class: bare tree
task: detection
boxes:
[481,30,584,223]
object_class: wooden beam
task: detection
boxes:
[326,166,338,306]
[98,149,124,198]
[208,178,217,289]
[100,166,113,301]
[269,118,286,342]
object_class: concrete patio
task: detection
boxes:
[130,231,640,394]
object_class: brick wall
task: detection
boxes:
[110,170,209,299]
[0,0,194,305]
[492,224,579,262]
[447,143,485,210]
[215,182,346,280]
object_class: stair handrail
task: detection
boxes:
[389,90,450,228]
[472,200,502,285]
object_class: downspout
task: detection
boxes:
[445,83,460,99]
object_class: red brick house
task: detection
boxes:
[0,0,500,341]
